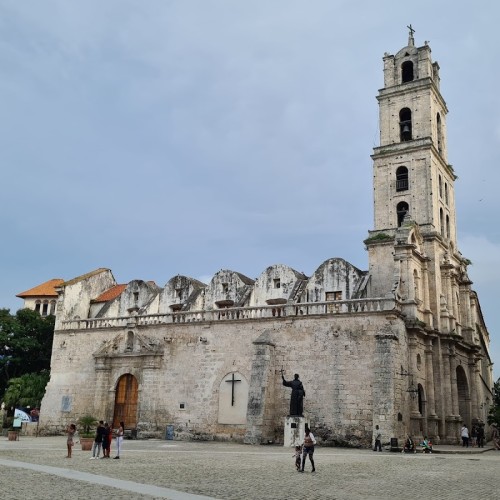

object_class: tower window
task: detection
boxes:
[444,183,449,205]
[439,175,443,198]
[397,202,409,226]
[440,208,444,237]
[401,61,414,83]
[396,166,409,191]
[446,214,450,239]
[437,113,443,154]
[399,108,412,141]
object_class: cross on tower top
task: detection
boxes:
[407,24,415,46]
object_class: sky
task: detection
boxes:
[1,1,499,378]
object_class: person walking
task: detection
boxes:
[373,425,382,452]
[300,425,316,473]
[66,423,76,458]
[114,421,124,459]
[461,423,469,447]
[90,421,105,459]
[477,424,485,448]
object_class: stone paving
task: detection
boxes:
[1,436,499,499]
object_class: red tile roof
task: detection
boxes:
[16,279,65,298]
[91,284,127,303]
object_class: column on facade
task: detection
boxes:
[442,341,455,441]
[244,335,276,444]
[449,346,459,417]
[450,272,459,334]
[468,355,480,423]
[407,335,421,437]
[421,258,433,325]
[432,337,445,442]
[373,332,398,443]
[94,358,111,416]
[459,285,472,332]
[441,264,453,333]
[424,337,438,440]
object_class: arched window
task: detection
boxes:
[440,208,444,236]
[399,108,412,141]
[446,214,450,239]
[397,202,409,226]
[396,166,409,191]
[49,300,56,315]
[437,113,443,153]
[444,183,449,205]
[439,175,443,198]
[402,61,414,83]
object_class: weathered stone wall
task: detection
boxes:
[41,312,408,446]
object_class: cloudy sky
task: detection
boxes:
[1,1,499,377]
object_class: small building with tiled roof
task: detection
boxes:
[16,278,64,316]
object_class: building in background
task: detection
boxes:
[35,32,493,446]
[16,278,64,316]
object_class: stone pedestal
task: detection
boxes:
[284,416,309,447]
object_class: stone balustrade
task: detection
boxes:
[59,297,398,330]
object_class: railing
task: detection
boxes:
[59,297,398,330]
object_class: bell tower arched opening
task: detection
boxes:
[399,108,412,141]
[401,61,414,83]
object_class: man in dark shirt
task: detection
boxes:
[90,420,105,459]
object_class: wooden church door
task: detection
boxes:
[113,373,138,429]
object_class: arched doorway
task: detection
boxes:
[456,366,470,426]
[113,373,138,429]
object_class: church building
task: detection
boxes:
[38,31,493,446]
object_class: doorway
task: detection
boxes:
[113,373,138,429]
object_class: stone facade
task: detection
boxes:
[39,33,493,447]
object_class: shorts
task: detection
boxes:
[303,446,314,456]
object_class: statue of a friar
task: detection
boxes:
[281,371,305,417]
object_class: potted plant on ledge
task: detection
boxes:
[77,415,97,451]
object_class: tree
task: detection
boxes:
[487,378,500,427]
[0,308,55,399]
[3,371,50,409]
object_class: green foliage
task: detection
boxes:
[364,233,392,243]
[487,378,500,427]
[0,308,54,398]
[78,415,98,437]
[3,371,50,409]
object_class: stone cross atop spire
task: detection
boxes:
[407,24,415,46]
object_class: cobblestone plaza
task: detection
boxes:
[1,437,499,499]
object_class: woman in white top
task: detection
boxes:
[300,425,316,473]
[115,421,124,459]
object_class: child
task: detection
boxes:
[293,445,302,471]
[66,423,76,458]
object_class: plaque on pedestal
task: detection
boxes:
[284,416,309,447]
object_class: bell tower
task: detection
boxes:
[366,28,470,334]
[371,27,456,241]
